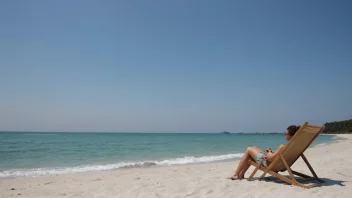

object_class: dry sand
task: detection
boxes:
[1,134,351,198]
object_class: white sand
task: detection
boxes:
[1,134,351,198]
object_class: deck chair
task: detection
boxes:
[247,122,325,189]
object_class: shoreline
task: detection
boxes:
[0,135,340,180]
[1,134,351,197]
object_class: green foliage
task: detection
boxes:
[323,119,352,134]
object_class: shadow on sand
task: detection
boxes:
[249,176,347,187]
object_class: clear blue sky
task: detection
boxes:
[0,0,351,132]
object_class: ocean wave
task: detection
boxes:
[314,143,327,147]
[0,153,243,178]
[332,136,340,140]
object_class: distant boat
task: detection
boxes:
[220,131,231,134]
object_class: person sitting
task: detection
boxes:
[227,125,300,180]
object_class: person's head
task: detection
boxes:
[285,125,301,141]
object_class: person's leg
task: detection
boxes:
[228,146,264,179]
[239,147,264,178]
[238,163,251,178]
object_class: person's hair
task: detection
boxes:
[287,125,301,136]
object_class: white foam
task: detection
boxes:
[314,143,327,147]
[0,153,243,178]
[157,153,243,165]
[332,136,340,140]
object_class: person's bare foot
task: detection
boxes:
[226,175,243,180]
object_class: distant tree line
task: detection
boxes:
[323,119,352,134]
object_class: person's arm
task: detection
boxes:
[265,144,286,162]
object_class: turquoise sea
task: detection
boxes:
[0,132,338,178]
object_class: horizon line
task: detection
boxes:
[0,131,284,134]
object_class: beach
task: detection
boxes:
[0,134,351,198]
